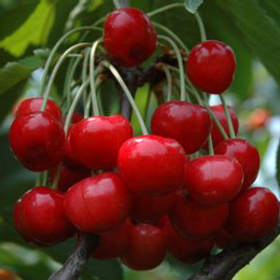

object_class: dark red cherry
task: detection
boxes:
[9,112,65,171]
[227,187,279,242]
[185,155,243,205]
[69,115,133,170]
[121,223,166,270]
[170,196,229,239]
[14,187,75,246]
[104,8,157,67]
[16,97,62,122]
[93,219,132,260]
[117,135,186,196]
[71,112,83,124]
[215,138,260,190]
[186,40,236,94]
[151,101,212,154]
[215,228,235,249]
[165,218,214,263]
[64,172,132,234]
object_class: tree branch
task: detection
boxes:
[48,234,100,280]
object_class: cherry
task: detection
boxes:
[93,219,132,260]
[16,97,62,122]
[121,223,166,270]
[70,112,83,124]
[69,115,133,170]
[64,172,132,234]
[104,8,157,67]
[170,196,229,239]
[185,155,243,206]
[151,101,212,154]
[14,187,75,246]
[227,187,279,242]
[9,112,65,171]
[215,228,235,249]
[215,138,260,189]
[186,40,236,94]
[117,135,186,196]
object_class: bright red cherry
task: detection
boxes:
[16,97,62,122]
[104,8,157,67]
[121,223,166,270]
[9,112,65,171]
[186,40,236,94]
[185,155,243,205]
[14,187,75,246]
[227,187,279,242]
[69,115,133,170]
[151,101,212,154]
[117,135,186,196]
[170,196,229,239]
[64,172,132,234]
[215,138,260,190]
[93,219,132,260]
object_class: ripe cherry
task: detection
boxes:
[16,97,62,122]
[170,196,229,239]
[14,187,75,246]
[186,40,236,94]
[69,115,133,170]
[117,135,186,196]
[185,155,243,206]
[227,187,279,242]
[9,112,65,171]
[151,101,212,154]
[64,172,132,234]
[215,228,235,249]
[104,8,157,67]
[215,138,260,189]
[121,223,166,270]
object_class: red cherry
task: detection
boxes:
[185,155,243,205]
[215,138,260,189]
[14,187,74,246]
[117,135,186,196]
[227,187,279,242]
[130,192,176,224]
[93,219,132,260]
[186,40,236,94]
[9,112,65,171]
[151,101,212,154]
[165,218,214,263]
[170,196,229,239]
[64,172,132,234]
[70,112,83,124]
[69,115,133,170]
[16,97,62,122]
[121,223,166,270]
[104,8,157,67]
[215,228,235,249]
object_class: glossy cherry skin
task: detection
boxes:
[64,172,132,234]
[14,187,75,246]
[69,115,133,170]
[227,187,279,242]
[104,8,157,67]
[151,101,212,154]
[170,196,229,239]
[9,112,65,171]
[185,155,243,206]
[93,219,132,260]
[165,218,214,263]
[130,192,177,224]
[117,135,186,196]
[215,138,260,190]
[121,223,166,270]
[186,40,236,94]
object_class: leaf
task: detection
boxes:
[276,140,280,187]
[185,0,204,14]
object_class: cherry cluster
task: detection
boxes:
[9,7,279,271]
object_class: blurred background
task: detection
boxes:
[1,0,280,279]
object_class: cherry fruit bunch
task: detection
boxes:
[9,6,279,271]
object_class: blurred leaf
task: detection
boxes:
[185,0,204,14]
[276,140,280,188]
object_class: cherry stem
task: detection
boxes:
[148,3,185,17]
[50,164,62,190]
[220,95,236,138]
[102,61,149,135]
[195,12,207,42]
[82,48,91,107]
[113,0,129,8]
[208,136,214,155]
[162,66,172,102]
[158,35,186,102]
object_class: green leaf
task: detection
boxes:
[185,0,204,14]
[276,140,280,187]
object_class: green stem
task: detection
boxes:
[194,12,207,42]
[162,66,172,102]
[82,48,91,108]
[220,95,236,138]
[208,136,214,155]
[148,3,185,17]
[51,164,62,190]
